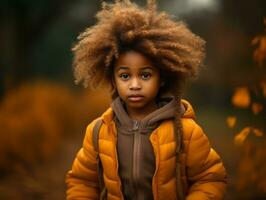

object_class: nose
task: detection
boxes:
[129,77,141,90]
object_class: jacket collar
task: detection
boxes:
[181,99,196,120]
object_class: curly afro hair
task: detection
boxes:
[72,0,205,93]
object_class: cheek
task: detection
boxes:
[114,79,127,95]
[149,77,160,93]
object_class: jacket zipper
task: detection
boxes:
[132,120,140,199]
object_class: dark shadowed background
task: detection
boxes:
[0,0,266,199]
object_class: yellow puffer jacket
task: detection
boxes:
[66,99,227,200]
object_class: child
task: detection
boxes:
[65,0,227,199]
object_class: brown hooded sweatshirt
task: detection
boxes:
[111,96,185,200]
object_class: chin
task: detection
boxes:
[126,101,146,109]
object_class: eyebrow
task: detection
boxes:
[116,66,154,72]
[116,66,129,71]
[141,66,154,70]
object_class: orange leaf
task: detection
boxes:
[232,87,251,108]
[234,127,251,145]
[253,36,266,67]
[226,116,237,128]
[261,81,266,98]
[252,128,264,137]
[251,36,259,45]
[251,102,263,114]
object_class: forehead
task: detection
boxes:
[114,50,156,70]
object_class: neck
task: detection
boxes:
[125,100,158,121]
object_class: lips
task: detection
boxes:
[128,94,144,102]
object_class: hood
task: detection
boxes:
[100,98,196,126]
[109,96,192,135]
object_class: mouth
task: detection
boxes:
[128,94,144,102]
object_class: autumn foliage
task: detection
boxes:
[0,81,110,173]
[227,18,266,193]
[252,18,266,67]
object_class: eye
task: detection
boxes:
[119,73,130,80]
[141,72,151,80]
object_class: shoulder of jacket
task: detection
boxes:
[181,99,196,120]
[85,117,102,132]
[182,118,205,142]
[83,117,104,146]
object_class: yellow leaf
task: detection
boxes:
[252,128,264,137]
[234,127,251,145]
[226,116,237,128]
[232,87,251,108]
[251,102,263,114]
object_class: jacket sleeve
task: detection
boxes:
[65,120,100,200]
[185,122,227,200]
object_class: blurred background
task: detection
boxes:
[0,0,265,199]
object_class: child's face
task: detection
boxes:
[113,50,161,110]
